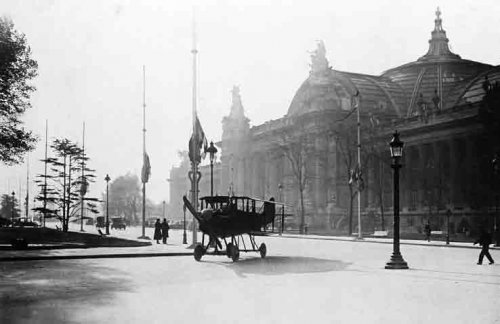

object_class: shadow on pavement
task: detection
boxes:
[225,256,351,277]
[0,260,132,323]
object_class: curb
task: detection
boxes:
[0,252,193,262]
[277,234,499,250]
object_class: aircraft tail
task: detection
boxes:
[182,195,222,250]
[183,196,203,223]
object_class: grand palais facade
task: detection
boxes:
[169,10,500,237]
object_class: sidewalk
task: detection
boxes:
[0,226,195,262]
[0,241,193,262]
[279,232,499,250]
[1,229,496,262]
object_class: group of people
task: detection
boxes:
[154,218,170,244]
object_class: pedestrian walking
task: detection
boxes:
[161,218,170,244]
[153,219,162,244]
[424,222,431,242]
[474,229,494,265]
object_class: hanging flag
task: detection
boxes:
[357,166,365,192]
[80,179,88,196]
[188,115,208,163]
[351,90,360,109]
[141,152,151,183]
[348,164,364,191]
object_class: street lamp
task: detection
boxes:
[182,202,188,244]
[446,209,451,245]
[11,191,15,227]
[385,130,409,269]
[206,141,218,198]
[105,174,110,235]
[278,183,283,234]
[492,153,499,246]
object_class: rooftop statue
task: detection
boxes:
[435,7,443,32]
[310,40,330,75]
[232,85,242,106]
[229,85,246,120]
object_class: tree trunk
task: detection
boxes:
[348,186,354,235]
[299,186,305,234]
[62,155,68,232]
[64,157,72,232]
[379,191,385,231]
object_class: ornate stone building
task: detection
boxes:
[170,9,500,236]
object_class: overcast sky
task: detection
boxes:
[1,0,499,207]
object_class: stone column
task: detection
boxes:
[449,139,460,206]
[237,157,246,195]
[256,153,265,199]
[263,152,271,199]
[250,155,257,197]
[367,155,376,208]
[400,147,408,209]
[416,144,425,209]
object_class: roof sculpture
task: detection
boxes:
[287,8,499,119]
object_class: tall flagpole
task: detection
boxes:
[357,93,363,240]
[43,120,48,227]
[189,11,200,247]
[356,94,363,240]
[80,122,85,232]
[139,65,149,239]
[25,155,29,220]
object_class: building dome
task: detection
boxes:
[287,42,406,118]
[288,8,495,119]
[381,8,493,115]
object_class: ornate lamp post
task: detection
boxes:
[182,202,188,244]
[385,130,409,269]
[206,141,218,198]
[105,174,110,235]
[446,209,451,245]
[493,153,499,246]
[11,191,15,227]
[278,183,283,234]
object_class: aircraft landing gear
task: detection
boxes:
[226,243,234,258]
[259,243,267,258]
[194,244,205,261]
[228,244,240,262]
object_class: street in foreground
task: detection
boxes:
[0,231,499,324]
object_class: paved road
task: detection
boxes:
[1,231,499,324]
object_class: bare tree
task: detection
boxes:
[363,135,391,232]
[276,126,313,234]
[105,173,141,224]
[333,128,358,235]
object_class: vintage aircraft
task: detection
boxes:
[183,195,282,262]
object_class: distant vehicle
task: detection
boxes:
[0,217,12,227]
[146,219,157,228]
[12,218,40,228]
[111,217,126,230]
[169,220,184,229]
[183,195,283,262]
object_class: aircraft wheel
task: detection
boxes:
[226,243,234,258]
[230,245,240,262]
[259,243,267,258]
[194,244,204,261]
